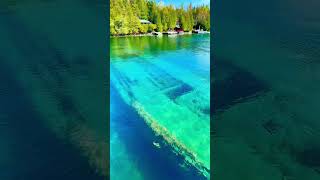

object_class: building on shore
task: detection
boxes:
[140,19,151,24]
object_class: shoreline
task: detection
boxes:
[110,31,210,38]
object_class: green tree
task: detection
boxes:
[138,0,148,20]
[155,12,163,32]
[148,24,157,32]
[193,5,210,31]
[168,5,177,30]
[188,3,194,29]
[140,24,149,33]
[161,7,169,31]
[147,0,157,22]
[110,0,210,35]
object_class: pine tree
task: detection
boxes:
[147,0,157,22]
[138,0,148,20]
[110,0,210,35]
[155,11,163,32]
[168,5,177,30]
[188,3,194,29]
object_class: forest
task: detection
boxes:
[110,0,210,35]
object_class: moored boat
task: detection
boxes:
[152,32,162,36]
[192,29,210,34]
[163,31,178,35]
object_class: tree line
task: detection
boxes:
[110,0,210,35]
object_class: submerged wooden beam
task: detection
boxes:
[132,101,210,178]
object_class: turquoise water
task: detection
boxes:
[110,34,210,180]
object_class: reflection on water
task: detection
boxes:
[213,0,320,179]
[111,35,209,59]
[110,35,210,180]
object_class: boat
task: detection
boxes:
[163,31,177,35]
[192,29,209,34]
[177,31,184,35]
[192,26,210,34]
[152,32,162,36]
[175,27,184,35]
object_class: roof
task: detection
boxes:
[140,19,151,24]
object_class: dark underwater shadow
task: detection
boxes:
[212,58,269,114]
[0,60,104,180]
[0,2,108,179]
[212,0,320,179]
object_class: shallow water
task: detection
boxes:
[110,35,210,180]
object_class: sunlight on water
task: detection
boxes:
[110,35,210,180]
